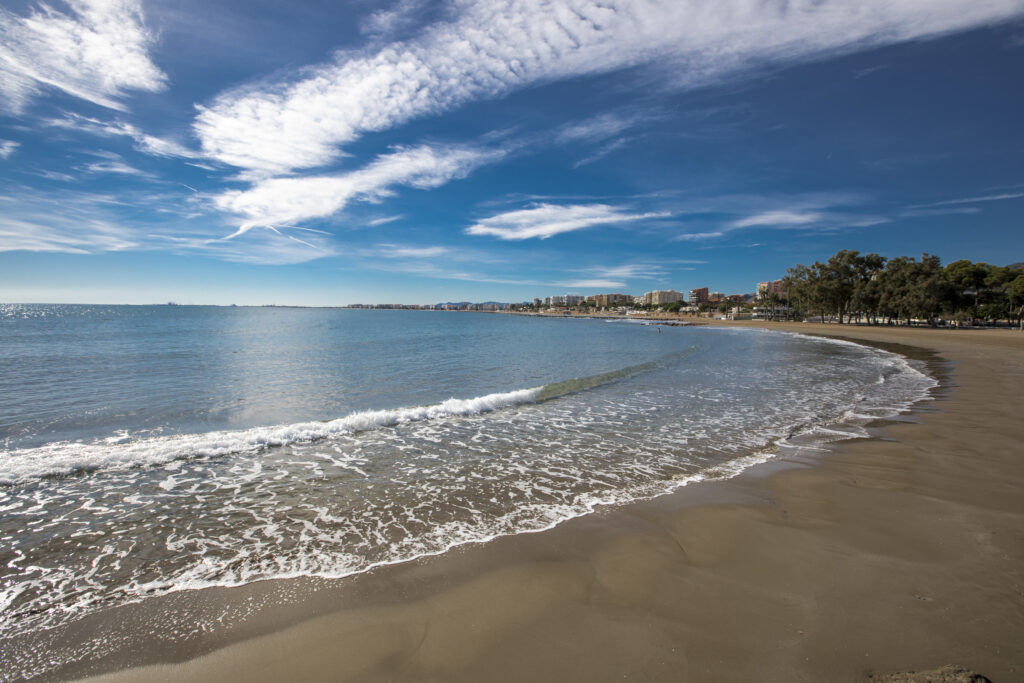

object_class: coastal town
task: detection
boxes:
[345,280,786,319]
[344,250,1024,328]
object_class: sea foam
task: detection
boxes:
[0,387,542,485]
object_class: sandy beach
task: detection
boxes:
[76,323,1023,683]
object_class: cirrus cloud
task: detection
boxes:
[214,143,506,237]
[465,203,668,240]
[193,0,1024,175]
[0,0,166,112]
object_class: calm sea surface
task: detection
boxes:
[0,304,935,680]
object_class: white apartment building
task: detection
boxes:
[647,290,684,305]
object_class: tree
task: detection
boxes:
[850,253,887,323]
[945,259,989,321]
[824,250,861,323]
[1010,273,1024,331]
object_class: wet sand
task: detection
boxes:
[80,324,1024,682]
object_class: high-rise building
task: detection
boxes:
[757,280,784,296]
[688,287,709,304]
[647,290,683,305]
[594,293,633,307]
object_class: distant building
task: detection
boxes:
[564,295,584,306]
[709,291,725,302]
[688,287,709,304]
[757,280,784,296]
[594,293,633,307]
[533,298,543,307]
[645,290,683,305]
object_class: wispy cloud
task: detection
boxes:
[558,278,628,289]
[0,0,165,112]
[366,215,405,227]
[901,207,983,217]
[0,185,227,258]
[193,0,1024,175]
[375,244,450,258]
[77,151,155,177]
[152,229,337,265]
[570,262,693,281]
[466,203,668,241]
[556,112,648,145]
[360,0,430,40]
[0,215,138,254]
[676,231,726,242]
[673,192,892,241]
[215,143,506,237]
[555,262,678,289]
[0,140,19,159]
[35,170,76,182]
[572,138,630,168]
[853,64,888,79]
[0,189,143,254]
[45,114,200,159]
[730,210,822,229]
[905,192,1024,209]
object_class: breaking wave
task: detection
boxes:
[0,351,695,486]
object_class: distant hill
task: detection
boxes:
[1008,262,1024,270]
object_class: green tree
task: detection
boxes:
[1009,273,1024,330]
[824,249,861,323]
[944,259,989,321]
[850,253,887,323]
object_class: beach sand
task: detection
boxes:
[77,324,1024,682]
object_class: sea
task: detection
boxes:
[0,304,936,680]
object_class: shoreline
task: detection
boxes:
[68,323,1024,682]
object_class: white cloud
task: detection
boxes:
[466,203,667,240]
[900,207,983,217]
[153,229,337,265]
[45,114,200,159]
[672,192,891,241]
[580,263,666,280]
[556,112,645,145]
[676,231,725,241]
[36,170,76,182]
[0,0,166,112]
[572,137,629,168]
[906,192,1024,208]
[360,0,430,39]
[0,213,137,254]
[366,214,405,227]
[215,143,505,237]
[83,160,143,175]
[731,210,822,228]
[193,0,1024,175]
[0,140,19,159]
[376,244,450,258]
[558,278,626,288]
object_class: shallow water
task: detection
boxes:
[0,305,936,680]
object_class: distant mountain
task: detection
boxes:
[1008,262,1024,270]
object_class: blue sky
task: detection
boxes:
[1,0,1023,305]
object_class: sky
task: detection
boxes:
[1,0,1023,306]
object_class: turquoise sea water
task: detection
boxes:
[0,304,935,680]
